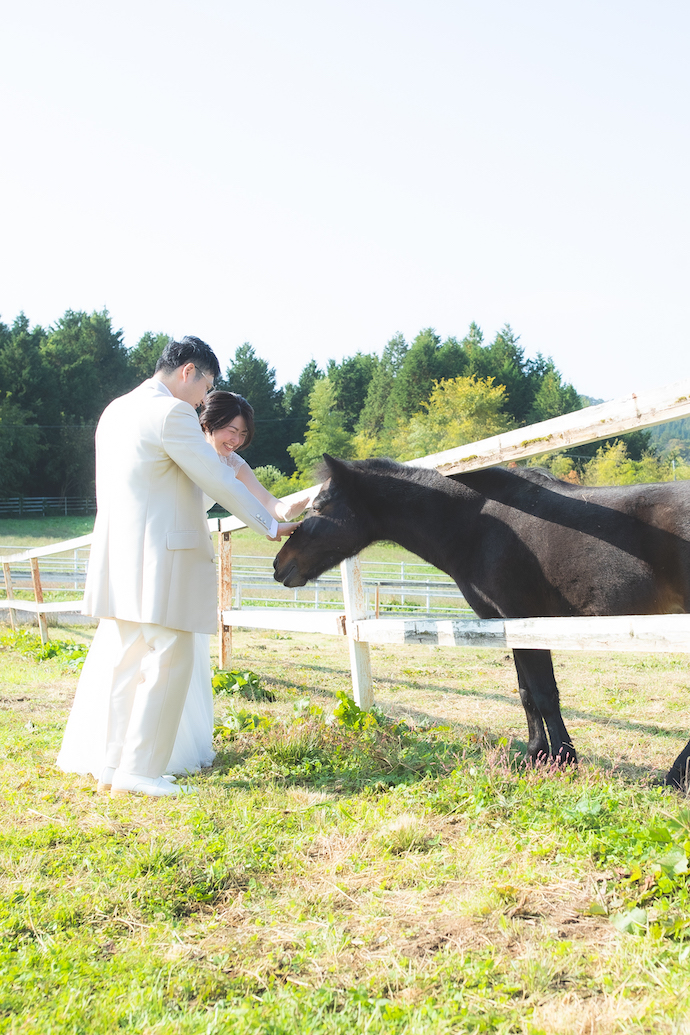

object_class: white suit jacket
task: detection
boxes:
[83,379,278,633]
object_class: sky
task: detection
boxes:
[1,0,688,401]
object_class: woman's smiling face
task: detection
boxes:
[207,416,248,456]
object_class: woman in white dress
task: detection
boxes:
[57,392,310,782]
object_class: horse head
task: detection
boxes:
[273,455,373,587]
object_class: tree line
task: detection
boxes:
[0,307,678,499]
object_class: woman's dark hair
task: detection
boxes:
[198,391,255,448]
[155,335,221,379]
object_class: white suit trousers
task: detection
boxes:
[104,620,194,778]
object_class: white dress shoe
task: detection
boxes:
[110,772,193,798]
[97,767,176,793]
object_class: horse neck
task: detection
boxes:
[356,470,474,572]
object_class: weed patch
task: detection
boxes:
[0,629,87,670]
[213,695,465,792]
[212,667,276,702]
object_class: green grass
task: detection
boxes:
[0,516,94,549]
[4,624,690,1031]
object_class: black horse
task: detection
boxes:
[273,454,690,787]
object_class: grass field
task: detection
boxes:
[3,616,690,1033]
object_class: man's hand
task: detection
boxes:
[266,522,300,541]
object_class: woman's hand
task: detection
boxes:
[276,494,313,521]
[266,522,300,541]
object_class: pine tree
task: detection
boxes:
[327,352,377,431]
[220,343,287,469]
[355,333,408,438]
[288,378,353,479]
[282,360,324,467]
[128,331,170,381]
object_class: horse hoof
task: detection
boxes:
[664,770,687,791]
[526,744,550,765]
[554,746,578,768]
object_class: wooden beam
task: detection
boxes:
[2,533,93,565]
[29,557,49,645]
[350,613,690,653]
[2,562,17,631]
[218,531,233,669]
[221,608,346,636]
[340,556,374,709]
[408,377,690,476]
[0,600,85,613]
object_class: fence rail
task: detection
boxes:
[0,497,96,517]
[220,611,690,654]
[0,549,469,615]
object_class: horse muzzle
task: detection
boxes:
[273,557,308,588]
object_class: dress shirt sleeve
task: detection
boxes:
[161,403,279,537]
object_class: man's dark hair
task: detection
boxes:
[154,335,221,379]
[198,391,255,448]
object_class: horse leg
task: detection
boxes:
[512,651,549,761]
[513,649,577,766]
[665,740,690,790]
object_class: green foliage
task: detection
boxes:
[220,342,289,470]
[0,399,43,495]
[281,359,324,468]
[528,358,582,423]
[327,352,378,432]
[252,465,285,492]
[387,328,463,422]
[214,707,274,738]
[391,375,515,461]
[582,440,688,486]
[127,331,169,380]
[579,808,690,941]
[330,690,379,731]
[11,303,671,506]
[356,332,409,440]
[0,308,138,497]
[211,668,275,701]
[215,692,461,791]
[288,377,354,479]
[0,629,88,669]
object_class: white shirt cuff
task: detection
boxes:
[268,517,279,538]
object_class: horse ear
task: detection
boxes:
[322,454,354,485]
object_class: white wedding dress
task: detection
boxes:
[56,453,254,779]
[56,622,216,777]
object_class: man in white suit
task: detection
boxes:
[82,336,296,798]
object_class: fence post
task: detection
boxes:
[340,555,373,710]
[218,530,232,669]
[30,558,49,645]
[2,562,17,631]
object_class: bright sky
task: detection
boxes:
[2,0,688,401]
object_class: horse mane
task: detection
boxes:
[316,456,579,503]
[325,456,575,488]
[496,466,576,488]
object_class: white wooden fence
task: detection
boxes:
[3,377,690,709]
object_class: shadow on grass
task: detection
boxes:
[269,664,690,743]
[382,700,679,785]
